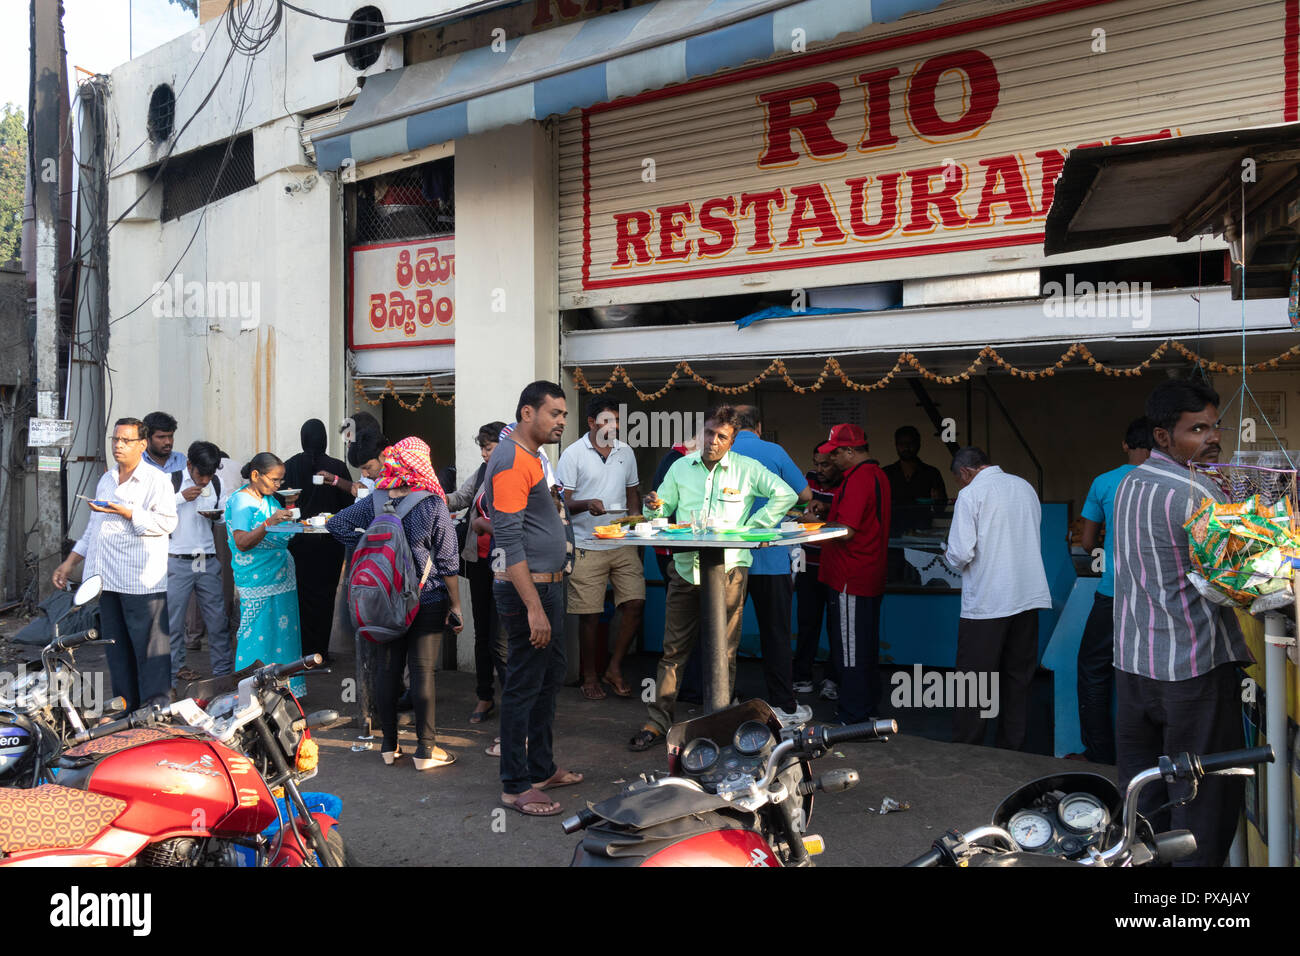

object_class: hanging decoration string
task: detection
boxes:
[352,378,455,411]
[571,339,1300,401]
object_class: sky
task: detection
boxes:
[0,0,199,114]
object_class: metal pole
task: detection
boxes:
[32,0,65,601]
[699,547,729,713]
[1265,609,1292,866]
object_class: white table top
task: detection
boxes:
[575,525,849,550]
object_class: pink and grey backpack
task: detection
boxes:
[347,491,433,643]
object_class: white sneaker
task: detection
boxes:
[819,680,839,701]
[774,704,813,728]
[792,680,815,694]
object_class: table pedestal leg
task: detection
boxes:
[699,547,729,714]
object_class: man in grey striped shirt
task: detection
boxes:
[1112,379,1252,866]
[53,418,178,711]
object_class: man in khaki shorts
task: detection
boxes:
[556,397,645,700]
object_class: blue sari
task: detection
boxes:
[225,487,306,696]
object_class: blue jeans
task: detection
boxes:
[495,580,566,795]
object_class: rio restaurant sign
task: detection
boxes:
[350,237,455,349]
[566,0,1295,296]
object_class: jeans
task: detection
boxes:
[495,580,566,795]
[748,573,796,712]
[1077,592,1116,763]
[166,555,231,679]
[1116,663,1244,866]
[826,590,882,723]
[100,590,171,712]
[466,558,507,701]
[377,602,446,755]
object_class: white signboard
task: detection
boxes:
[28,418,74,448]
[349,236,456,350]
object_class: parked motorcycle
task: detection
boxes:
[0,654,352,867]
[904,744,1275,867]
[564,700,896,866]
[0,575,121,787]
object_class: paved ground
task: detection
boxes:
[0,615,1111,867]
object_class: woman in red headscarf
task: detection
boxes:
[327,437,463,770]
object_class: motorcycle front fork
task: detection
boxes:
[250,715,335,866]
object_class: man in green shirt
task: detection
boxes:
[629,405,797,750]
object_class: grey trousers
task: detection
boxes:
[166,554,232,679]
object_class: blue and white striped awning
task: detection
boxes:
[313,0,946,171]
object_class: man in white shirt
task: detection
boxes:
[166,441,232,683]
[943,446,1051,751]
[52,418,179,711]
[556,398,644,700]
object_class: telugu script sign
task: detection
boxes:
[349,236,456,350]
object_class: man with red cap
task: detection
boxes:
[816,424,891,724]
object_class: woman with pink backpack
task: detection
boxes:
[327,437,464,770]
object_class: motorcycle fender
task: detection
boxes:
[641,829,782,867]
[269,813,338,868]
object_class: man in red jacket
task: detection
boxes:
[817,424,891,724]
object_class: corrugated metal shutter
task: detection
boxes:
[558,0,1294,308]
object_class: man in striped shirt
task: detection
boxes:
[1112,379,1252,866]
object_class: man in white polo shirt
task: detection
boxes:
[52,418,178,711]
[166,441,232,684]
[556,397,644,700]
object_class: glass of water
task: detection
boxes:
[691,509,708,536]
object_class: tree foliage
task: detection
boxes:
[0,103,26,265]
[167,0,199,13]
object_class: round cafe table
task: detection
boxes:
[577,525,849,714]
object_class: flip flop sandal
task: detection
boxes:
[536,768,583,790]
[580,683,606,701]
[602,672,632,697]
[502,788,562,817]
[469,701,496,724]
[628,728,663,752]
[176,666,202,682]
[485,741,501,757]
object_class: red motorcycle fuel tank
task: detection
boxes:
[640,829,782,867]
[84,738,274,837]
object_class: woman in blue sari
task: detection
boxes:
[225,452,306,696]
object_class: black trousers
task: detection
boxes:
[656,551,702,702]
[1077,592,1116,763]
[465,558,506,701]
[377,602,445,755]
[747,573,796,712]
[952,610,1038,751]
[290,535,345,659]
[826,590,882,723]
[793,569,834,684]
[100,590,171,712]
[1116,663,1245,866]
[495,580,565,795]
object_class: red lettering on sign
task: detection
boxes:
[613,211,655,267]
[845,174,902,241]
[781,183,846,248]
[395,250,414,288]
[532,0,582,28]
[756,82,848,168]
[968,155,1035,226]
[368,294,386,332]
[907,50,1000,140]
[1032,148,1067,216]
[658,203,694,261]
[854,67,900,152]
[739,190,787,253]
[904,165,968,233]
[698,197,738,258]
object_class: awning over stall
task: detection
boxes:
[313,0,946,171]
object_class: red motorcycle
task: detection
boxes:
[564,701,896,866]
[0,655,349,867]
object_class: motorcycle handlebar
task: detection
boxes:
[74,705,160,742]
[560,808,599,835]
[1196,745,1274,776]
[903,847,944,868]
[271,654,324,681]
[822,719,897,746]
[52,628,100,652]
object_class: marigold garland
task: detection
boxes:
[570,339,1300,399]
[353,378,455,411]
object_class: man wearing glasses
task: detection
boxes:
[53,418,178,711]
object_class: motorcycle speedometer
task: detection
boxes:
[1058,792,1109,833]
[680,737,720,774]
[1008,810,1054,850]
[733,720,773,756]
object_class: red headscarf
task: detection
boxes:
[375,437,446,499]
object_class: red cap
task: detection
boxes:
[818,423,867,454]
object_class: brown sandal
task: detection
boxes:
[580,682,606,701]
[535,768,583,790]
[501,788,562,816]
[602,671,632,697]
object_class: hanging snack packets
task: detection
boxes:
[1183,495,1299,607]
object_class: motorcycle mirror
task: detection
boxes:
[73,575,103,608]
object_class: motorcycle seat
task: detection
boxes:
[0,784,126,854]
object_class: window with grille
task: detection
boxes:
[346,159,454,246]
[159,133,256,222]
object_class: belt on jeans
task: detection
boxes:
[171,553,217,559]
[495,570,564,583]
